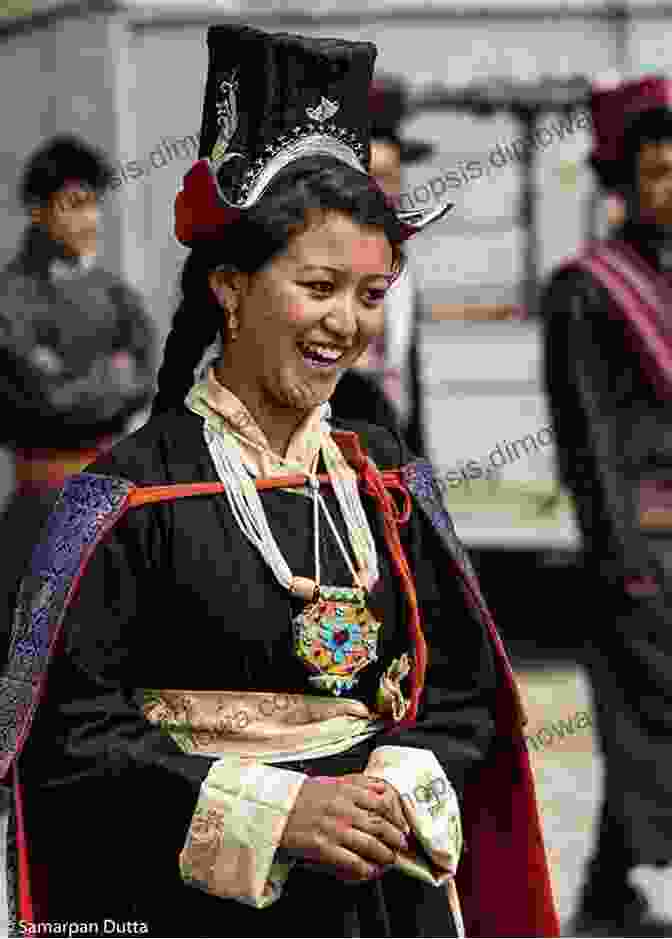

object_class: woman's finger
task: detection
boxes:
[301,861,385,884]
[306,837,383,881]
[330,774,387,793]
[348,806,409,854]
[377,786,410,833]
[337,820,400,867]
[352,782,410,834]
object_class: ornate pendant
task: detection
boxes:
[292,585,382,696]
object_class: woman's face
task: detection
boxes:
[214,210,395,414]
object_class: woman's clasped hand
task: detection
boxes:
[281,773,410,882]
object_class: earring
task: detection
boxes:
[228,312,239,341]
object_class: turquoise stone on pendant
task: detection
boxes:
[292,584,381,696]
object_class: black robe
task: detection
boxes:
[13,409,498,937]
[541,220,672,866]
[1,407,561,938]
[0,225,156,667]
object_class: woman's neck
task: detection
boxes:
[213,361,309,457]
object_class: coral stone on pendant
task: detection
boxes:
[292,585,382,695]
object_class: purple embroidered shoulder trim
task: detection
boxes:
[402,460,484,609]
[400,459,526,721]
[0,473,133,777]
[402,461,451,530]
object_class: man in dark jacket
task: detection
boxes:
[541,76,672,936]
[0,134,156,664]
[330,75,433,457]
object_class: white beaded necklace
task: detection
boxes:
[204,420,384,695]
[204,422,380,595]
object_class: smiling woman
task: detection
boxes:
[197,194,402,455]
[152,159,406,443]
[1,23,558,939]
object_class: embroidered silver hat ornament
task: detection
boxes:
[211,70,243,170]
[207,75,371,213]
[306,96,341,123]
[174,26,454,245]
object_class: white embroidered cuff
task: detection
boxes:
[180,757,306,908]
[364,746,463,881]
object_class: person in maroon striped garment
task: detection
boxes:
[541,74,672,937]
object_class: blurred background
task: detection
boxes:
[1,0,672,929]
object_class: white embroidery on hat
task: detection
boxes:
[212,70,241,168]
[305,97,340,124]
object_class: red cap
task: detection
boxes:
[591,74,672,165]
[368,78,398,117]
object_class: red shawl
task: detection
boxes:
[569,238,672,401]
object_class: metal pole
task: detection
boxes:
[517,110,539,316]
[607,2,629,73]
[585,184,601,244]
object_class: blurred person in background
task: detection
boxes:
[0,134,156,666]
[605,191,626,228]
[330,75,437,456]
[541,76,672,937]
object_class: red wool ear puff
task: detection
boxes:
[175,160,242,246]
[175,159,430,246]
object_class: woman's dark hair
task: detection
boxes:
[152,156,407,415]
[590,106,672,190]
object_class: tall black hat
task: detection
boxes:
[369,74,435,164]
[175,25,452,245]
[20,134,113,207]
